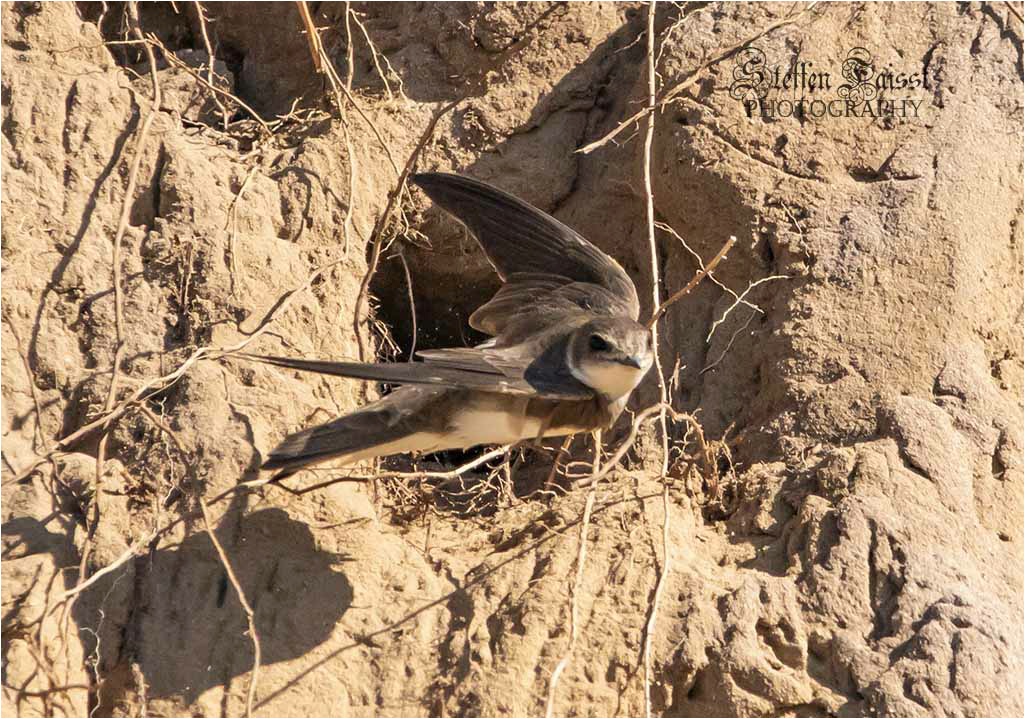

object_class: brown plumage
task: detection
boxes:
[245,173,653,477]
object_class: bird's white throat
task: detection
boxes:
[569,357,648,400]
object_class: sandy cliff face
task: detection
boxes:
[2,2,1022,716]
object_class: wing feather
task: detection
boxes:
[239,352,593,400]
[411,173,640,333]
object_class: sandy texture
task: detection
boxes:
[2,2,1022,717]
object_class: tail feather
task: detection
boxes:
[261,414,386,471]
[261,386,448,476]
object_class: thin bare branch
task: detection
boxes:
[646,236,736,330]
[199,500,261,717]
[1005,1,1023,24]
[295,1,325,73]
[348,9,394,100]
[295,2,401,177]
[147,34,274,136]
[545,431,601,717]
[705,273,787,342]
[15,252,351,486]
[701,307,757,374]
[642,0,669,476]
[343,1,354,90]
[4,317,49,452]
[576,404,668,487]
[577,2,821,155]
[81,0,163,615]
[341,120,358,256]
[395,248,418,361]
[655,220,761,315]
[544,435,574,491]
[193,2,230,130]
[353,99,459,361]
[643,484,672,717]
[225,164,259,297]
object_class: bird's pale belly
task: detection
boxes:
[448,395,587,448]
[336,392,599,466]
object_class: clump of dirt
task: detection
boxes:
[2,2,1022,717]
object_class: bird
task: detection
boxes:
[243,172,654,478]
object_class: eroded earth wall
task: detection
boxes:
[2,3,1022,716]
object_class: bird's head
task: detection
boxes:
[566,317,654,400]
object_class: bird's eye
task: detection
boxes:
[589,334,610,352]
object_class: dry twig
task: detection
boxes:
[348,9,395,100]
[638,10,674,710]
[291,0,441,365]
[295,0,401,177]
[577,3,821,155]
[576,404,668,487]
[545,431,602,717]
[643,483,672,717]
[192,2,230,130]
[97,35,273,135]
[642,0,670,477]
[295,0,324,73]
[78,1,163,631]
[647,236,736,330]
[4,317,49,452]
[394,248,418,360]
[340,120,358,256]
[701,307,757,374]
[544,435,574,491]
[14,252,351,488]
[199,500,261,718]
[225,164,259,297]
[655,220,761,315]
[338,5,360,261]
[148,33,275,136]
[352,99,459,361]
[705,273,787,342]
[102,0,161,442]
[343,1,355,89]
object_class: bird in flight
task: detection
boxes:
[244,172,654,478]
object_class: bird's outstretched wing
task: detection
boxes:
[240,343,593,401]
[239,174,639,403]
[411,172,640,339]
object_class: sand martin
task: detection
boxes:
[244,172,654,477]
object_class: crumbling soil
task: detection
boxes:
[2,2,1022,717]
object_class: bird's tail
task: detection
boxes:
[261,386,445,478]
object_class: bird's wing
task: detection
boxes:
[416,328,591,399]
[466,273,633,340]
[242,174,635,403]
[239,347,594,401]
[411,172,640,335]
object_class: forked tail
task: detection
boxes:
[261,386,445,478]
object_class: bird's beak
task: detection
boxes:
[619,355,646,369]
